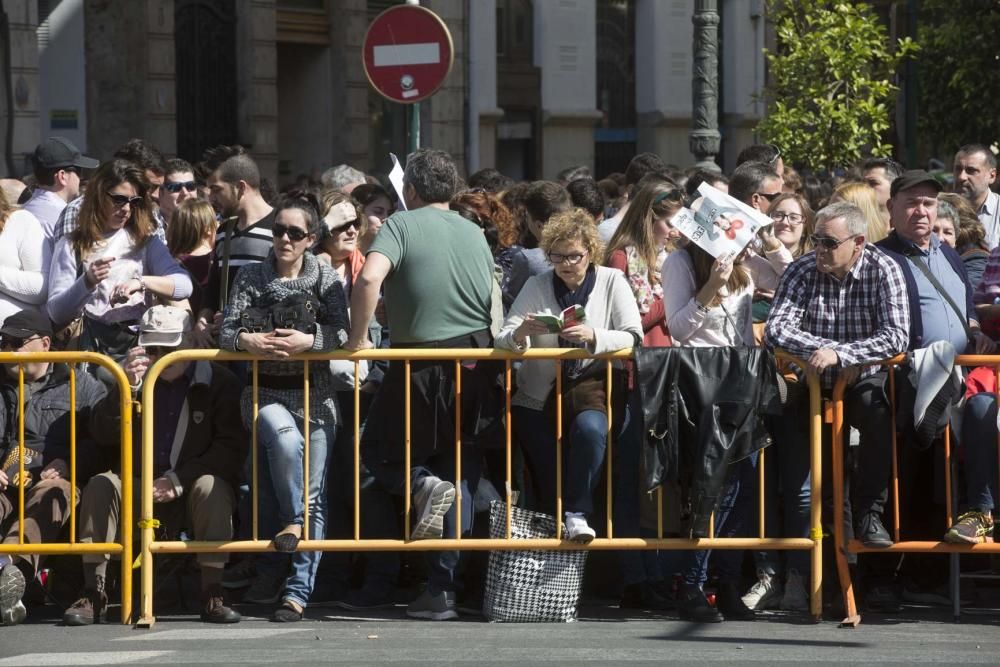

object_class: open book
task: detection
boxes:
[532,305,586,333]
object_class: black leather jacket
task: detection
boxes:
[635,347,782,537]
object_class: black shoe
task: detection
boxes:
[201,586,241,624]
[716,582,756,621]
[620,583,673,611]
[676,585,723,623]
[857,512,893,548]
[864,584,901,613]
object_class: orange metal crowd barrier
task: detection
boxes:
[136,348,823,627]
[0,351,134,624]
[831,354,1000,627]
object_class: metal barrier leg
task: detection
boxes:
[832,386,861,627]
[808,374,823,622]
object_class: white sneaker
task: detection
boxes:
[779,569,809,611]
[564,512,595,544]
[741,568,782,610]
[411,476,456,540]
[0,564,26,626]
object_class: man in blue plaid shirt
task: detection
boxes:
[765,201,910,586]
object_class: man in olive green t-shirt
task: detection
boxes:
[346,148,495,621]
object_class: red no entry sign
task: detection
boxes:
[363,4,454,104]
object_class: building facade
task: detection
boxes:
[1,0,769,185]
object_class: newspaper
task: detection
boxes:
[670,183,774,258]
[388,152,408,211]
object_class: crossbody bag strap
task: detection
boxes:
[218,216,237,310]
[905,254,974,342]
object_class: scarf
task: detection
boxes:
[553,265,597,377]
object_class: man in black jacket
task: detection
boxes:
[0,310,107,626]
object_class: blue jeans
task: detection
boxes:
[962,393,999,513]
[513,406,608,517]
[255,403,332,609]
[754,423,812,575]
[680,456,755,587]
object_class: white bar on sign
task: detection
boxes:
[401,89,420,99]
[374,43,440,67]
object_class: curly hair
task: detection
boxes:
[939,191,988,251]
[73,159,156,259]
[540,208,605,266]
[450,190,517,253]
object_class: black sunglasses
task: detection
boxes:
[272,223,310,242]
[756,191,782,202]
[163,181,198,194]
[653,189,685,204]
[0,335,40,350]
[106,193,144,208]
[810,234,857,250]
[144,346,175,357]
[328,218,361,234]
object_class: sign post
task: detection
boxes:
[362,3,453,155]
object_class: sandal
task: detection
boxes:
[273,524,302,553]
[271,600,303,623]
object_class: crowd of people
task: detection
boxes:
[0,134,998,628]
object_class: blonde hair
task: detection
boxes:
[540,208,605,265]
[167,198,216,256]
[830,181,886,243]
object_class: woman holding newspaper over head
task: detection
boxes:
[495,208,642,543]
[660,184,763,623]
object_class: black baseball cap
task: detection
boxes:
[0,310,54,339]
[32,137,99,171]
[890,169,943,198]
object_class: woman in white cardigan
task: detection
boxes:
[0,190,46,326]
[496,208,642,542]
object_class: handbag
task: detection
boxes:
[482,500,588,623]
[240,292,320,335]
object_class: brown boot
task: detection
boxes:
[63,575,107,626]
[201,584,241,624]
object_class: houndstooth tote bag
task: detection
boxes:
[482,500,588,622]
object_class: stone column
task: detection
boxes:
[82,0,176,159]
[0,0,40,176]
[689,0,720,171]
[329,0,369,170]
[235,0,278,184]
[635,0,693,167]
[424,0,466,171]
[721,0,766,171]
[467,0,502,173]
[533,0,602,179]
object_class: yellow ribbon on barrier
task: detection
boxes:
[138,519,160,529]
[810,527,824,541]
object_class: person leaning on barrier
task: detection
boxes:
[344,148,499,622]
[0,310,108,626]
[219,193,350,623]
[765,201,910,609]
[496,208,642,543]
[64,305,246,626]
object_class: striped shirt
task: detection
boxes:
[978,190,1000,250]
[203,210,275,312]
[765,244,910,390]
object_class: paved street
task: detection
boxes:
[1,601,998,664]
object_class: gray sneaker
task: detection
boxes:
[411,476,456,540]
[242,570,286,605]
[406,589,457,621]
[0,564,26,626]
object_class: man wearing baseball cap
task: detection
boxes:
[870,170,996,611]
[22,137,98,249]
[0,309,108,626]
[67,305,247,625]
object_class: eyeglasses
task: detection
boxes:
[810,234,857,250]
[328,219,361,234]
[0,335,40,350]
[756,191,782,202]
[163,181,198,194]
[272,223,310,242]
[547,251,588,265]
[653,189,685,205]
[771,211,804,225]
[106,193,143,208]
